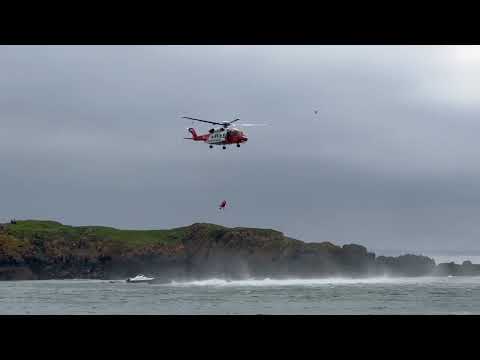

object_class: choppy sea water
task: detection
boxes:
[1,276,480,314]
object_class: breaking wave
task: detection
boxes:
[166,276,435,287]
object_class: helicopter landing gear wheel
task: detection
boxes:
[222,146,226,150]
[236,143,240,148]
[209,145,213,149]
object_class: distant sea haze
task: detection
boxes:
[373,250,480,265]
[429,255,480,265]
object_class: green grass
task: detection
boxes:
[76,226,188,247]
[7,220,189,248]
[4,220,303,252]
[232,227,282,236]
[7,220,79,239]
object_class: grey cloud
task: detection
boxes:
[1,45,480,254]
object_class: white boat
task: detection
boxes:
[126,274,155,283]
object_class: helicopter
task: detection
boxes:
[182,116,265,149]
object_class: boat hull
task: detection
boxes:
[126,279,154,283]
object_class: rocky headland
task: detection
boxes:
[0,220,478,281]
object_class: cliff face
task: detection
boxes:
[182,224,377,279]
[0,220,470,281]
[0,221,188,280]
[433,261,480,276]
[376,255,436,277]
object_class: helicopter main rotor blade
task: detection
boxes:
[227,118,240,125]
[238,123,268,127]
[182,117,223,126]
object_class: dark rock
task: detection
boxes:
[434,262,462,276]
[0,220,478,281]
[0,266,36,281]
[376,254,436,276]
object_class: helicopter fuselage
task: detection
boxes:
[186,127,248,148]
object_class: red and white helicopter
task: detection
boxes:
[182,116,265,149]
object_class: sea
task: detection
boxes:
[1,255,479,315]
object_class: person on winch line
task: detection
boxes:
[219,200,227,210]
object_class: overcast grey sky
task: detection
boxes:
[2,45,480,253]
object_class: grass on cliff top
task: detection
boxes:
[6,220,304,249]
[7,220,188,247]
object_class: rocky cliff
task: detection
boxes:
[0,220,476,281]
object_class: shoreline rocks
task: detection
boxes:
[1,220,480,281]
